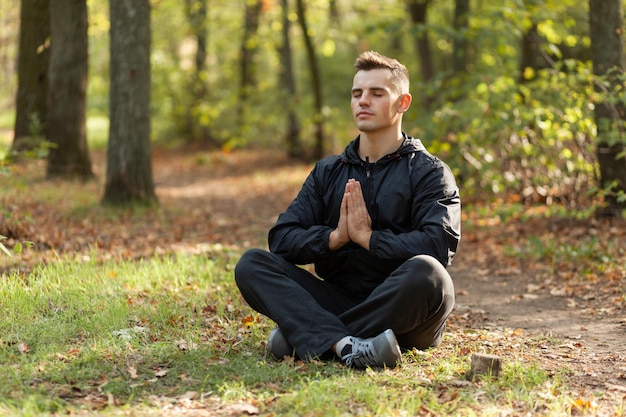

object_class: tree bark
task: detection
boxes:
[406,0,435,107]
[239,0,262,104]
[279,0,302,159]
[103,0,156,205]
[46,0,93,180]
[452,0,469,74]
[11,0,49,153]
[296,0,324,160]
[184,0,211,142]
[589,0,626,214]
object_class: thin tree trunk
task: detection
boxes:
[11,0,49,153]
[103,0,156,205]
[589,0,626,215]
[46,0,93,179]
[452,0,469,74]
[296,0,324,160]
[239,0,262,103]
[185,0,211,142]
[406,0,435,107]
[279,0,302,159]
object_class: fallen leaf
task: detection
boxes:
[226,402,259,416]
[128,366,138,379]
[176,339,198,351]
[17,342,30,354]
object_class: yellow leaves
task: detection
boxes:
[571,397,599,413]
[511,328,524,337]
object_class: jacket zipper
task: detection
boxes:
[364,156,374,217]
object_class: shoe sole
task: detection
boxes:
[380,329,402,368]
[267,327,293,359]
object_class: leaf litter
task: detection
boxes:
[1,147,625,415]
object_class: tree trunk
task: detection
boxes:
[46,0,93,180]
[279,0,302,159]
[296,0,324,160]
[184,0,211,142]
[589,0,626,215]
[11,0,49,153]
[103,0,156,205]
[406,0,435,107]
[519,22,550,82]
[452,0,469,74]
[238,0,262,104]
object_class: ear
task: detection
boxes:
[398,93,412,113]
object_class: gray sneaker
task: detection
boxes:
[341,329,402,369]
[267,327,294,359]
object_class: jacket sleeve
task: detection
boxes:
[268,163,334,264]
[369,162,461,266]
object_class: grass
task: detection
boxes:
[1,129,623,415]
[0,112,109,158]
[0,251,583,416]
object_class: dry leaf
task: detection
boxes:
[176,339,198,351]
[226,402,260,416]
[128,366,138,379]
[17,342,30,354]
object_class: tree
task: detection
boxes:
[46,0,93,179]
[238,0,262,108]
[183,0,211,142]
[279,0,302,159]
[452,0,469,74]
[11,0,49,153]
[589,0,626,215]
[103,0,156,205]
[296,0,324,160]
[406,0,435,107]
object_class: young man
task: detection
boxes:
[235,51,461,369]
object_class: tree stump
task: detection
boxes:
[469,353,502,379]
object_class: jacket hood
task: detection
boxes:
[340,133,426,164]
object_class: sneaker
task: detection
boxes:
[267,327,294,359]
[341,329,402,369]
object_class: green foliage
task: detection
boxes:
[3,0,625,205]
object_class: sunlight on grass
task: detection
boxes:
[0,251,585,416]
[86,114,109,151]
[0,112,108,155]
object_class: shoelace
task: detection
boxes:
[342,337,378,368]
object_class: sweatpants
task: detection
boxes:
[234,248,455,360]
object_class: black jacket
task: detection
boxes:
[268,134,461,298]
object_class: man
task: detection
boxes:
[235,51,461,369]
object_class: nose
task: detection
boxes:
[358,92,371,106]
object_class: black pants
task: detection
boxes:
[234,248,455,359]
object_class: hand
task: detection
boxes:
[345,179,372,249]
[329,181,351,250]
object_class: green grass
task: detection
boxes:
[0,112,109,157]
[0,251,582,416]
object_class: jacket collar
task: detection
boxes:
[340,132,425,164]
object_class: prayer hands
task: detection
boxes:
[329,179,372,250]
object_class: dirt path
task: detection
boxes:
[450,256,626,397]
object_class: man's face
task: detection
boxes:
[351,69,405,133]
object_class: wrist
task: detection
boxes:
[329,229,349,250]
[354,230,372,250]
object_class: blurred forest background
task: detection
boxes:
[0,0,625,214]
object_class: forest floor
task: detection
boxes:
[2,147,626,411]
